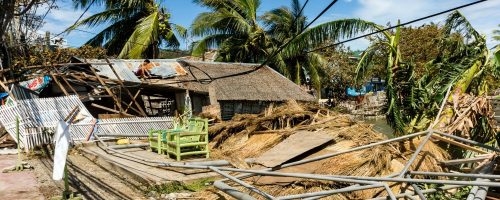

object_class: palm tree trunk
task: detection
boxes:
[295,61,301,85]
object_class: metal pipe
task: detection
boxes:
[383,184,397,200]
[108,144,149,149]
[280,130,429,169]
[466,162,494,200]
[301,185,361,200]
[440,157,491,166]
[409,171,500,179]
[434,130,500,152]
[96,134,149,138]
[278,184,384,200]
[213,181,256,200]
[323,175,500,187]
[369,185,464,200]
[211,168,382,185]
[466,186,480,200]
[209,167,275,200]
[398,130,434,177]
[406,174,426,200]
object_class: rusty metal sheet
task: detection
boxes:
[255,131,333,168]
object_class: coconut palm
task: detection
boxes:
[192,0,379,97]
[190,0,271,63]
[66,0,186,58]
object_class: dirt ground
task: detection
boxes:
[29,149,147,200]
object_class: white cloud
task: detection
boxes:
[34,0,104,47]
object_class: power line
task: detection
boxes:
[308,0,488,53]
[52,0,96,39]
[189,0,487,83]
[258,0,339,68]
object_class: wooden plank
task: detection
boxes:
[255,131,333,168]
[85,59,124,114]
[125,89,142,113]
[59,75,79,96]
[431,135,488,154]
[91,103,134,117]
[105,58,147,117]
[50,73,70,96]
[440,156,490,166]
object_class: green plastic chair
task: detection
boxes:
[148,130,165,154]
[166,118,209,161]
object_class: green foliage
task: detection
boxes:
[21,45,107,66]
[147,178,215,194]
[191,0,269,63]
[67,0,186,58]
[192,0,385,98]
[425,185,471,200]
[354,11,498,138]
[318,46,367,101]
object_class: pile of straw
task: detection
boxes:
[206,101,449,199]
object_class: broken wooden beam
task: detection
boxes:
[91,103,134,117]
[85,59,125,114]
[106,58,147,117]
[432,134,488,154]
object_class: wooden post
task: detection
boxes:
[84,59,125,114]
[50,73,70,96]
[125,89,142,113]
[60,75,79,96]
[49,64,78,97]
[105,58,147,117]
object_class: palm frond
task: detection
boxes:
[191,34,229,56]
[443,11,482,42]
[171,23,188,38]
[282,19,381,59]
[307,52,326,91]
[354,42,385,85]
[118,10,159,58]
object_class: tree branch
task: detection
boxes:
[15,0,38,16]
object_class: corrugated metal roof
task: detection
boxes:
[82,59,187,82]
[84,59,142,83]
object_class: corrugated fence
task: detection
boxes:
[0,95,174,149]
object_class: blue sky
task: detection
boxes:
[39,0,500,50]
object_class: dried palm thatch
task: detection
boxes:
[206,100,450,199]
[438,94,496,144]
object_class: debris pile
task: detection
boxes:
[207,101,450,199]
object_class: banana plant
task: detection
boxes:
[354,11,498,139]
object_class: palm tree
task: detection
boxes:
[192,0,378,98]
[190,0,271,63]
[66,0,186,58]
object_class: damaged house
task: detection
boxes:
[69,58,316,120]
[0,58,314,149]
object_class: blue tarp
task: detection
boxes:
[0,93,8,99]
[347,86,366,97]
[346,80,385,97]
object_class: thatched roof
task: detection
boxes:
[71,58,315,102]
[176,60,315,102]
